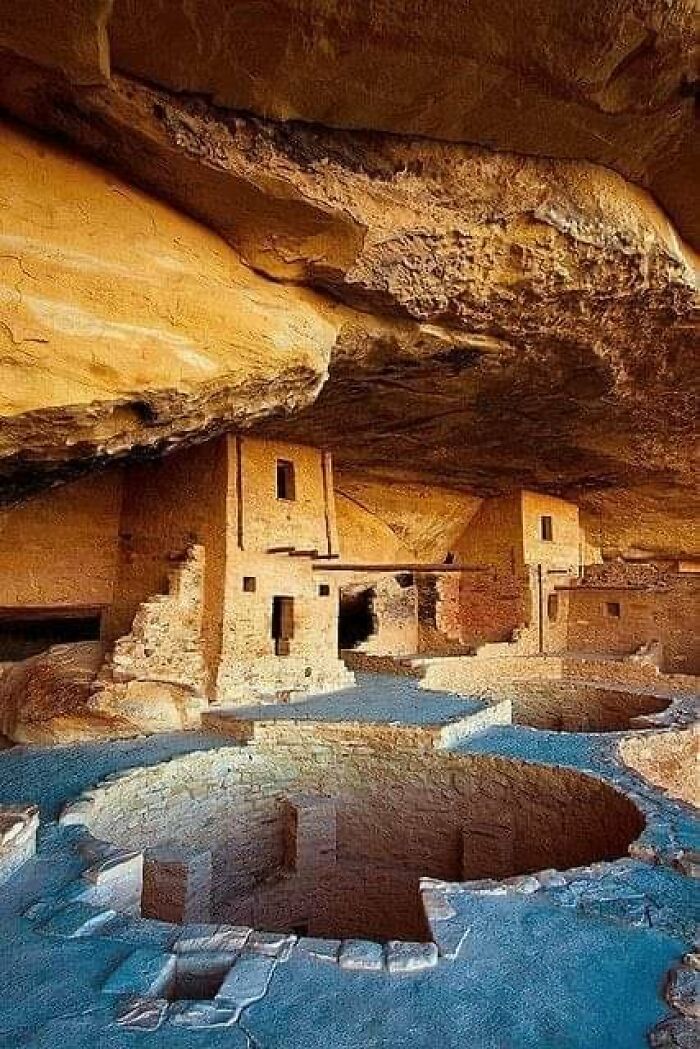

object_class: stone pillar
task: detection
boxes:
[284,794,336,872]
[142,845,212,923]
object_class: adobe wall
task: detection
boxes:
[217,552,352,701]
[105,439,229,692]
[566,569,700,675]
[215,436,351,701]
[521,491,580,570]
[236,437,336,556]
[0,470,122,611]
[448,492,580,652]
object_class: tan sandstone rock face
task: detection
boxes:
[0,120,345,499]
[0,0,110,85]
[105,0,697,248]
[0,69,696,552]
[0,10,696,560]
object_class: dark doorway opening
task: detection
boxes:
[0,610,102,662]
[272,596,294,656]
[338,588,375,650]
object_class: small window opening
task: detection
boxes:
[276,460,296,501]
[540,515,554,542]
[272,595,294,655]
[606,601,621,618]
[243,577,256,593]
[319,584,331,597]
[547,594,559,622]
[396,573,414,589]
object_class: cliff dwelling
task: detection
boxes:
[0,4,697,1049]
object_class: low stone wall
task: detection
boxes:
[510,682,670,732]
[419,652,699,699]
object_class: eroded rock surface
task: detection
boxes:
[620,728,699,807]
[0,8,696,551]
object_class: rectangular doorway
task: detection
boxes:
[272,596,294,656]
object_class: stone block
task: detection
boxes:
[214,954,276,1017]
[248,930,296,958]
[338,939,384,971]
[81,850,143,914]
[170,1002,239,1028]
[667,964,700,1019]
[385,941,439,973]
[103,948,176,997]
[174,923,251,954]
[115,997,169,1031]
[142,845,212,923]
[295,937,342,964]
[0,804,39,883]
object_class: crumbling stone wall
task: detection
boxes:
[91,546,207,731]
[566,566,700,674]
[101,545,207,692]
[105,439,229,693]
[351,575,419,657]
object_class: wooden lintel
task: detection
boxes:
[311,563,491,573]
[554,585,652,593]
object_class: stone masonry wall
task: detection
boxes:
[566,568,700,674]
[70,726,645,931]
[106,439,229,694]
[102,545,207,693]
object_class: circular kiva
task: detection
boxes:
[60,738,646,944]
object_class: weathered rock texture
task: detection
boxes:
[0,8,696,556]
[0,120,345,501]
[107,0,700,248]
[620,728,699,807]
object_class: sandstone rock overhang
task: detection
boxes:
[0,3,697,556]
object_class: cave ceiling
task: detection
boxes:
[0,2,697,554]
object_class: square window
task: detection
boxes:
[606,601,621,618]
[243,577,256,593]
[276,460,296,501]
[319,583,331,597]
[540,515,554,542]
